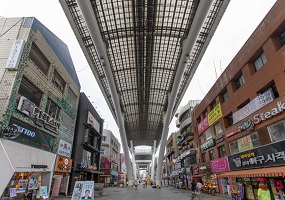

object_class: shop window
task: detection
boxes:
[268,119,285,142]
[67,87,77,107]
[251,132,260,148]
[205,128,212,140]
[102,136,106,142]
[235,74,245,90]
[18,76,43,107]
[229,140,239,154]
[279,29,285,46]
[211,100,216,110]
[46,99,61,120]
[214,122,222,135]
[29,42,50,75]
[237,99,250,110]
[222,90,229,102]
[225,113,233,128]
[218,145,227,158]
[209,149,215,160]
[229,132,260,154]
[200,135,205,144]
[254,52,267,71]
[202,153,207,163]
[82,150,92,165]
[52,70,66,92]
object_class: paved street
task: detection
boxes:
[55,185,232,200]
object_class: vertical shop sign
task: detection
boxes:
[198,116,209,135]
[51,175,63,197]
[87,111,100,133]
[5,39,25,70]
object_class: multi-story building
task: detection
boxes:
[192,0,285,198]
[69,93,103,193]
[0,17,80,198]
[99,129,121,186]
[175,100,200,189]
[163,131,179,187]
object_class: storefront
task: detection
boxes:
[0,139,56,199]
[51,156,72,197]
[210,157,230,194]
[218,140,285,200]
[99,169,112,187]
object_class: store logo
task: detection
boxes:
[233,158,241,167]
[3,125,20,139]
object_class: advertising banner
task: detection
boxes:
[208,103,223,126]
[72,181,85,200]
[233,89,274,124]
[237,135,253,152]
[81,181,94,200]
[197,116,209,135]
[17,179,28,193]
[210,157,230,172]
[228,140,285,170]
[28,174,39,190]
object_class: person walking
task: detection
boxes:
[196,181,203,197]
[190,180,197,200]
[257,183,271,200]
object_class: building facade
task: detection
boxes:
[192,1,285,199]
[100,129,121,186]
[0,17,80,198]
[69,93,103,193]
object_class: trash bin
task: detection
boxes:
[94,183,104,197]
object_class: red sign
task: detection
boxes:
[192,165,200,175]
[51,175,62,197]
[198,116,209,135]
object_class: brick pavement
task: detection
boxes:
[54,185,232,200]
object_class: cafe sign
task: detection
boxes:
[228,140,285,170]
[17,96,60,133]
[227,101,285,138]
[201,138,215,151]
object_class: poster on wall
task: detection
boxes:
[39,186,48,198]
[237,135,253,152]
[28,174,39,190]
[9,188,17,197]
[17,179,28,193]
[72,181,84,200]
[81,181,94,200]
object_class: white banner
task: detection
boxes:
[233,89,274,124]
[87,111,100,133]
[58,139,72,157]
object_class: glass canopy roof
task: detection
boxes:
[62,0,228,148]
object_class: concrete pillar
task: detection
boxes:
[150,140,156,181]
[130,140,137,180]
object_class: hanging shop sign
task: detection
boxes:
[210,157,230,172]
[233,89,274,124]
[192,165,200,175]
[57,139,72,157]
[201,138,215,151]
[5,39,25,70]
[227,100,285,138]
[228,140,285,170]
[3,118,54,151]
[55,156,72,173]
[87,111,100,133]
[17,96,60,133]
[208,103,223,126]
[198,116,209,135]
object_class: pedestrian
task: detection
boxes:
[191,180,196,200]
[196,181,203,197]
[257,183,271,200]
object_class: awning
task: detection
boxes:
[217,166,285,178]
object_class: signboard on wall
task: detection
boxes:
[208,103,223,126]
[237,135,253,152]
[228,140,285,170]
[87,111,100,133]
[57,139,72,157]
[210,157,230,172]
[55,156,72,173]
[5,39,25,70]
[198,116,209,135]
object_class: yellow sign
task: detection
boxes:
[238,135,253,152]
[208,103,223,125]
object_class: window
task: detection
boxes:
[237,99,250,110]
[257,81,279,99]
[211,101,216,110]
[205,128,212,140]
[279,29,285,47]
[102,136,106,141]
[52,70,66,92]
[235,74,245,89]
[229,140,239,154]
[202,153,206,163]
[254,52,267,71]
[200,135,205,144]
[214,122,222,135]
[225,113,233,127]
[82,150,92,165]
[67,87,77,107]
[46,99,61,119]
[29,42,50,75]
[222,90,229,102]
[268,119,285,142]
[18,76,43,107]
[209,149,215,160]
[229,132,260,154]
[218,145,227,158]
[100,162,106,169]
